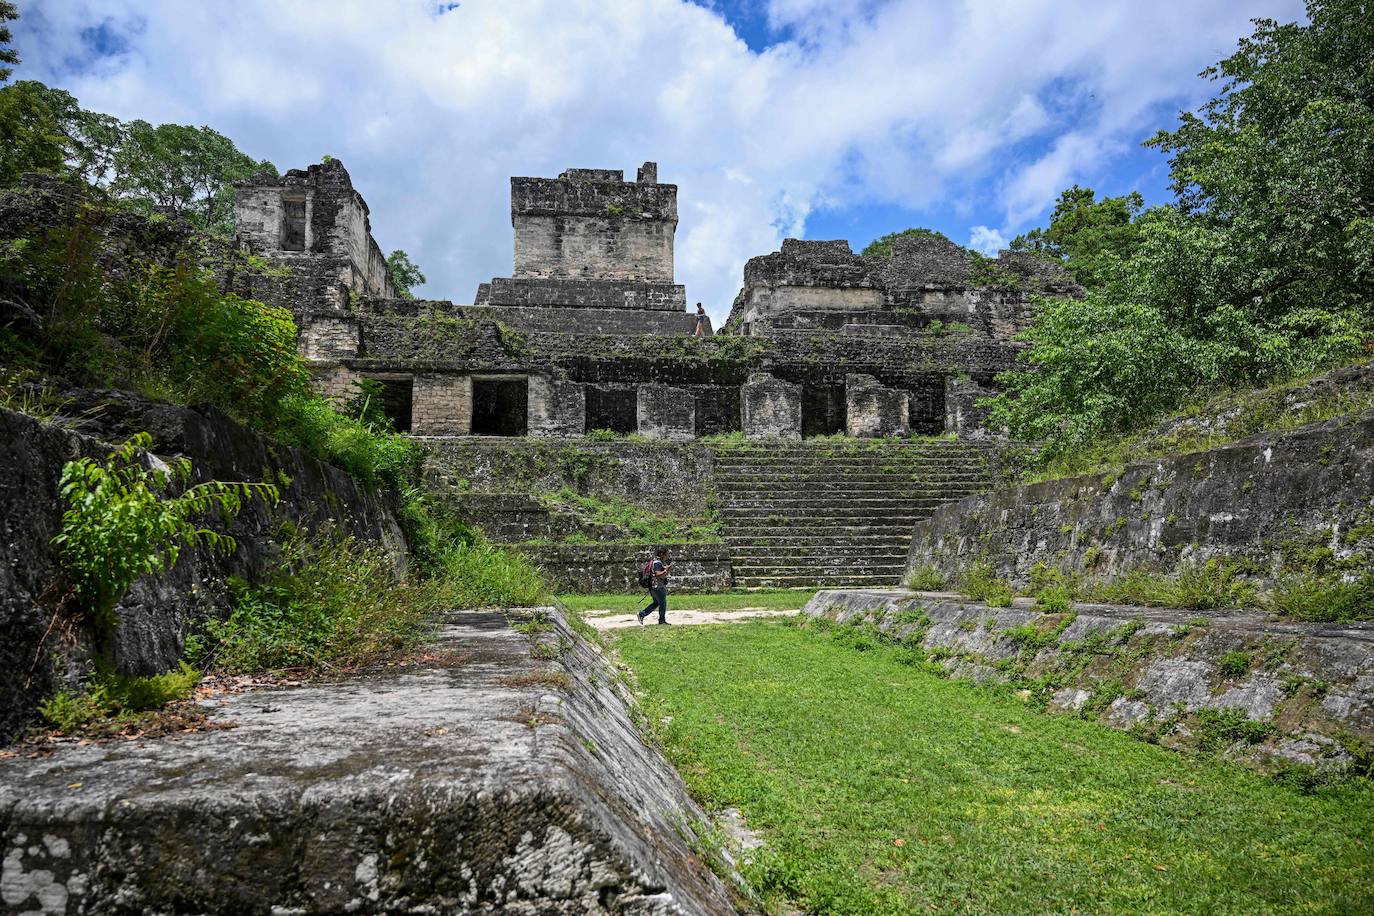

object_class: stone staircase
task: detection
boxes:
[713,440,1000,588]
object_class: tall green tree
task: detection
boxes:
[989,0,1374,460]
[0,1,19,83]
[386,249,426,299]
[1009,185,1143,290]
[110,121,276,234]
[0,81,123,187]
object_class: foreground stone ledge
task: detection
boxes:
[0,609,735,915]
[804,588,1374,771]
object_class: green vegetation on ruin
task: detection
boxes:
[617,619,1374,915]
[1023,357,1374,484]
[557,589,815,617]
[538,485,722,543]
[986,1,1374,465]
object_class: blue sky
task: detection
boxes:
[13,0,1303,321]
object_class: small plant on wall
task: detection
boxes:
[52,432,279,643]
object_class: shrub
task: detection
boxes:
[1034,585,1073,614]
[905,564,945,591]
[960,561,1014,607]
[432,539,547,609]
[1217,650,1253,679]
[1195,707,1272,751]
[200,535,439,673]
[39,662,200,733]
[1079,559,1255,611]
[52,433,277,634]
[273,394,422,489]
[1268,572,1374,623]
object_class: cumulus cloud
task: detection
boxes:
[13,0,1302,321]
[967,226,1008,256]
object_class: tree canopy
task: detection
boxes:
[0,1,18,83]
[989,0,1374,460]
[386,250,426,299]
[1009,185,1143,290]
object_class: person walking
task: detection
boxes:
[637,546,672,625]
[693,303,707,336]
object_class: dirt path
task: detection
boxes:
[591,608,802,631]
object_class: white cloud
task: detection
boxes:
[968,225,1008,256]
[13,0,1303,323]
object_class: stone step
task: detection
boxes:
[733,573,903,588]
[723,532,913,544]
[708,480,989,494]
[718,508,934,521]
[727,542,907,556]
[712,458,987,470]
[718,495,975,508]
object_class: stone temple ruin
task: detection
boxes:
[229,158,1078,589]
[237,158,1079,442]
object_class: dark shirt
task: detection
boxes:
[651,558,668,590]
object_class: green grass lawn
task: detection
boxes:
[558,589,815,617]
[615,619,1374,915]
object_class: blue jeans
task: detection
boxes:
[639,586,667,623]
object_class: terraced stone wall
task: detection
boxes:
[806,589,1372,772]
[906,410,1374,588]
[0,393,406,741]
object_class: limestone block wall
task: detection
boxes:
[528,375,586,437]
[312,364,361,401]
[528,543,732,593]
[806,590,1373,771]
[509,164,677,283]
[846,373,910,437]
[412,374,472,436]
[906,409,1374,588]
[637,384,696,440]
[301,316,360,360]
[514,216,675,282]
[421,438,715,517]
[945,376,996,437]
[741,373,802,439]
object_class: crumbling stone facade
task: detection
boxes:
[235,158,1062,443]
[233,159,397,313]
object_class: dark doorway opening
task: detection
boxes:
[802,383,846,437]
[695,387,740,437]
[281,198,306,251]
[362,376,413,433]
[472,377,528,436]
[585,386,637,434]
[908,376,946,435]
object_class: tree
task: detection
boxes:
[1009,185,1143,290]
[989,0,1374,460]
[0,81,123,187]
[0,1,19,83]
[860,227,950,259]
[386,249,426,299]
[110,120,276,234]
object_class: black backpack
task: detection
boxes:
[636,558,654,589]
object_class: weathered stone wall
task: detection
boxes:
[806,589,1373,772]
[637,384,696,440]
[741,373,802,439]
[527,543,732,593]
[0,393,406,741]
[421,438,716,518]
[509,163,677,283]
[0,608,738,913]
[906,410,1374,588]
[845,373,910,438]
[413,374,473,436]
[233,159,397,308]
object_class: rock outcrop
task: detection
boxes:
[805,589,1373,771]
[0,393,405,741]
[0,607,737,914]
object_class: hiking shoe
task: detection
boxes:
[658,620,671,625]
[636,613,645,626]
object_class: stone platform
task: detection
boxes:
[804,589,1374,771]
[0,609,736,915]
